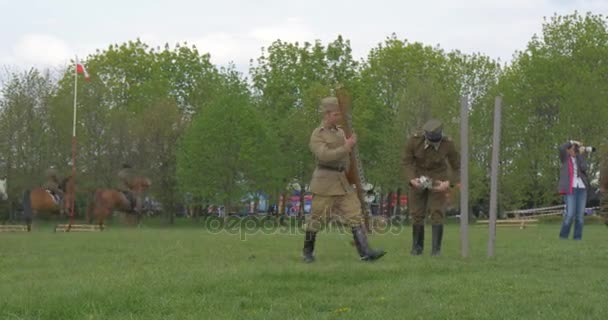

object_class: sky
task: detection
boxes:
[0,0,606,75]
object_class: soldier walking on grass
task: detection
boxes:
[301,97,386,263]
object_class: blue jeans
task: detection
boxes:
[559,188,587,240]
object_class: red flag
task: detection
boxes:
[75,58,90,81]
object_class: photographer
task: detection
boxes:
[558,140,594,240]
[600,146,608,226]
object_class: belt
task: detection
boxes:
[317,164,346,172]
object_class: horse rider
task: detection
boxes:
[43,167,64,199]
[117,163,137,211]
[43,166,65,213]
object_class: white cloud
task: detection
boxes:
[249,17,316,44]
[12,34,72,66]
[188,18,317,69]
[2,1,606,74]
[188,32,255,66]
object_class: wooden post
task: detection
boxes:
[488,96,502,257]
[460,96,469,258]
[396,187,402,217]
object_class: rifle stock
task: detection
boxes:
[335,86,371,232]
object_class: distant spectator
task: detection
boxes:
[558,140,591,240]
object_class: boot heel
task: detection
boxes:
[352,226,386,262]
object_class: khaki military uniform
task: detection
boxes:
[402,133,460,225]
[43,168,63,197]
[117,167,140,211]
[306,125,363,232]
[117,168,134,192]
[301,96,385,263]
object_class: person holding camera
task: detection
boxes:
[558,140,593,240]
[600,147,608,226]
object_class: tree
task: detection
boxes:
[177,69,280,213]
[356,35,464,193]
[0,69,57,207]
[49,40,220,219]
[495,12,608,209]
[250,36,358,215]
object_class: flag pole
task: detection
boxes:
[69,56,78,229]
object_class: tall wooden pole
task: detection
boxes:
[460,96,469,258]
[488,96,503,257]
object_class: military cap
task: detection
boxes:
[422,118,443,142]
[320,97,339,112]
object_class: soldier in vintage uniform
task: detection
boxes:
[43,167,64,199]
[401,118,460,256]
[117,163,137,210]
[302,97,386,263]
[43,166,65,213]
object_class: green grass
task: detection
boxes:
[1,220,607,319]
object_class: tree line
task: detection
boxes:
[1,12,607,221]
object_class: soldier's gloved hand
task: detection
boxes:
[410,178,422,189]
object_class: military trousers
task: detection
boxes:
[305,192,363,232]
[409,187,448,225]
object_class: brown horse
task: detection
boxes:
[86,176,151,230]
[22,175,74,231]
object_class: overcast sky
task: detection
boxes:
[1,0,606,74]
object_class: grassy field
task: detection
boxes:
[1,219,607,320]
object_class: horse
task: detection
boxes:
[22,175,74,231]
[86,176,151,230]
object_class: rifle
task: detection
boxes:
[335,86,372,232]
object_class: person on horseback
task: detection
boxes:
[117,163,137,211]
[43,167,64,200]
[42,166,65,214]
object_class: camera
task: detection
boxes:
[574,144,596,153]
[418,176,434,189]
[581,146,596,153]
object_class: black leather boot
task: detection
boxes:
[302,231,316,263]
[411,224,424,255]
[352,226,386,261]
[431,224,443,256]
[352,233,365,258]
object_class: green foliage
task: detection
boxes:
[0,69,57,197]
[355,35,500,195]
[177,69,280,209]
[249,36,358,200]
[496,12,608,209]
[1,12,607,214]
[1,40,220,221]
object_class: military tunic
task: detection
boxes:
[117,168,134,192]
[307,125,363,232]
[401,133,460,225]
[43,167,63,197]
